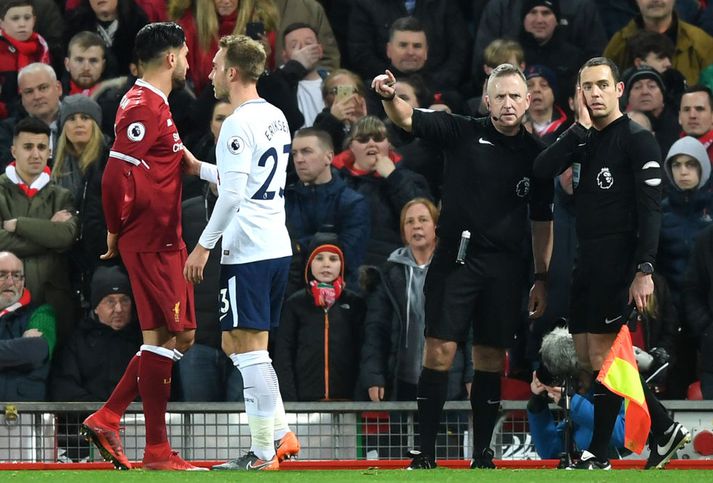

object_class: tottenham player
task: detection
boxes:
[183,35,298,471]
[81,23,204,472]
[534,57,690,469]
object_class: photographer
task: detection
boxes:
[527,328,626,460]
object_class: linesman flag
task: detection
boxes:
[596,325,651,454]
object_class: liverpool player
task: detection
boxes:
[81,22,204,471]
[183,35,298,470]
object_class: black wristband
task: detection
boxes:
[377,91,395,101]
[534,272,548,283]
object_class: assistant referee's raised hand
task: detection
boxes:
[371,70,396,99]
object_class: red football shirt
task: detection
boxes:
[102,79,185,253]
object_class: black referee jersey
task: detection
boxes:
[411,109,553,254]
[534,115,662,266]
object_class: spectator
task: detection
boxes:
[0,251,56,401]
[0,63,62,167]
[0,117,78,342]
[625,66,680,156]
[65,0,168,22]
[360,198,471,402]
[179,183,243,402]
[274,234,366,401]
[659,136,713,302]
[65,0,149,78]
[348,0,470,90]
[313,69,368,153]
[51,95,109,299]
[169,0,279,95]
[679,85,713,164]
[525,64,569,145]
[62,31,106,97]
[273,0,340,72]
[286,128,369,292]
[277,22,327,128]
[0,0,50,118]
[31,0,65,76]
[50,264,140,402]
[473,0,606,84]
[468,38,526,117]
[628,30,687,105]
[519,0,586,111]
[331,115,431,266]
[682,223,713,399]
[604,0,713,86]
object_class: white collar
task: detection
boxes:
[135,78,168,105]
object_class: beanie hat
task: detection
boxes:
[91,265,132,309]
[305,232,346,284]
[60,94,102,130]
[522,0,560,22]
[624,66,666,98]
[664,136,711,189]
[524,64,558,97]
[305,233,345,308]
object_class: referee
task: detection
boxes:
[373,64,554,469]
[534,57,690,469]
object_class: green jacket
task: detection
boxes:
[604,16,713,86]
[0,174,78,306]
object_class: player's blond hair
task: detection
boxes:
[219,35,266,82]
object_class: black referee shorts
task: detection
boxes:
[569,234,636,335]
[424,242,528,348]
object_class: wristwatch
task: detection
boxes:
[636,262,654,275]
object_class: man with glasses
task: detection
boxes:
[0,117,78,342]
[0,251,57,401]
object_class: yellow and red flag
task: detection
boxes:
[596,325,651,454]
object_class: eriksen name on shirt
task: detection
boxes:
[265,119,289,141]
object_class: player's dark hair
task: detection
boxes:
[578,57,620,84]
[134,22,185,66]
[682,84,713,110]
[13,116,50,139]
[389,16,425,41]
[294,127,334,152]
[0,0,33,19]
[282,22,318,42]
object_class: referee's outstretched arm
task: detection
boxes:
[533,123,587,179]
[372,70,414,132]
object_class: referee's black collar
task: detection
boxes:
[483,116,531,144]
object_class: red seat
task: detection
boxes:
[687,380,703,400]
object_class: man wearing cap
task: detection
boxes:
[525,64,570,145]
[625,66,679,157]
[0,251,56,401]
[519,0,586,111]
[604,0,713,86]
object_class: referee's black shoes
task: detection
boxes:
[645,423,691,469]
[470,448,496,469]
[565,450,612,470]
[405,450,436,469]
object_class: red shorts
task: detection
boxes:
[121,249,196,332]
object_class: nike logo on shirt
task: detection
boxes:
[604,315,622,324]
[478,137,494,146]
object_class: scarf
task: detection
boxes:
[2,30,50,69]
[309,277,344,309]
[0,287,31,318]
[69,80,99,96]
[5,162,51,198]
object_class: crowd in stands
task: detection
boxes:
[3,1,713,444]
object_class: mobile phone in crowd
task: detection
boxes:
[335,85,356,102]
[246,21,265,40]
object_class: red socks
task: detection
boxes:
[138,350,174,447]
[103,354,141,425]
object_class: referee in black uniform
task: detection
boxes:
[373,64,554,469]
[534,57,690,469]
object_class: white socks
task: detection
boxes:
[236,350,277,460]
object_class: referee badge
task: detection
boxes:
[515,177,530,197]
[228,136,245,155]
[597,167,614,190]
[127,122,145,142]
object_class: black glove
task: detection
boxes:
[649,347,671,366]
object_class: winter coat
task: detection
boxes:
[332,150,432,266]
[274,289,366,401]
[0,31,50,110]
[0,296,56,401]
[682,224,713,373]
[604,14,713,86]
[359,247,472,401]
[50,312,141,401]
[347,0,471,89]
[285,173,370,290]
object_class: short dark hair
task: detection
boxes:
[397,74,431,108]
[628,31,675,64]
[282,22,318,43]
[682,84,713,110]
[294,127,334,152]
[0,0,33,19]
[134,22,185,66]
[13,117,50,139]
[389,16,425,41]
[578,57,620,84]
[68,30,106,56]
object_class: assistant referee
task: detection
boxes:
[534,57,690,470]
[373,64,554,469]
